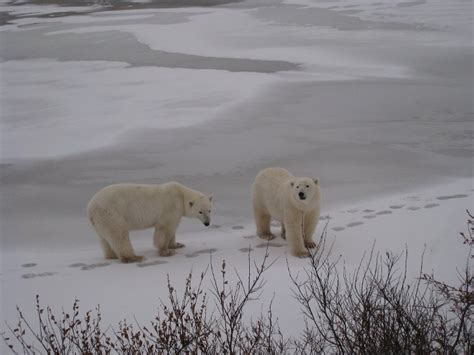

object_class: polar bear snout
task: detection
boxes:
[298,192,306,200]
[200,214,211,226]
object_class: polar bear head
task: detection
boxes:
[188,195,213,227]
[290,177,320,210]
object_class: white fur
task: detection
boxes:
[251,167,320,257]
[87,182,212,263]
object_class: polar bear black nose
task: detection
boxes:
[204,221,210,227]
[299,192,306,200]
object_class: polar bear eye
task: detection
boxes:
[296,185,299,189]
[199,211,202,214]
[306,184,310,188]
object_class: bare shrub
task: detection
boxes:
[290,214,473,354]
[3,214,472,354]
[2,248,287,354]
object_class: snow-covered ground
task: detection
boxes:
[1,178,472,340]
[0,0,473,348]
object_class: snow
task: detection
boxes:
[0,0,473,350]
[1,178,472,340]
[1,59,276,159]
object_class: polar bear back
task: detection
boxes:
[251,167,293,221]
[87,183,183,230]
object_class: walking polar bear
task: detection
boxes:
[251,167,320,257]
[87,182,212,263]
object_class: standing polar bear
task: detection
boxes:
[87,182,212,263]
[251,167,320,257]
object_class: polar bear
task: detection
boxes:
[251,167,320,257]
[87,182,213,263]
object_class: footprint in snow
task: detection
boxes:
[363,215,376,219]
[137,260,168,268]
[376,210,392,215]
[332,226,345,232]
[363,209,375,213]
[21,263,37,268]
[347,221,364,228]
[239,247,253,253]
[22,272,55,279]
[209,224,221,229]
[424,203,439,209]
[232,225,244,230]
[81,262,110,271]
[436,194,468,201]
[69,263,87,268]
[256,242,284,248]
[407,206,421,211]
[185,248,218,258]
[389,205,405,209]
[243,235,256,239]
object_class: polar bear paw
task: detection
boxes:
[120,255,144,263]
[170,242,185,249]
[159,249,176,257]
[304,240,317,249]
[293,250,311,258]
[259,234,276,241]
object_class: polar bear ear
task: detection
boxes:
[208,195,213,202]
[313,178,319,185]
[189,201,194,207]
[290,181,295,187]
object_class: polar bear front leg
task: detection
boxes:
[253,205,275,240]
[303,211,318,249]
[168,230,185,249]
[284,211,310,258]
[112,230,144,263]
[154,225,176,257]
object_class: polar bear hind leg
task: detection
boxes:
[153,225,176,257]
[90,210,143,263]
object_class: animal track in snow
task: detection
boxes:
[376,210,392,215]
[347,221,364,228]
[436,194,468,200]
[242,235,256,239]
[232,225,244,230]
[389,205,404,209]
[256,242,284,248]
[407,206,420,211]
[332,226,345,232]
[185,248,218,258]
[69,263,87,268]
[81,262,110,271]
[137,260,167,268]
[21,263,37,268]
[22,272,55,279]
[424,203,440,209]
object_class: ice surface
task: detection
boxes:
[0,0,473,348]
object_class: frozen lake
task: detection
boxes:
[1,0,472,251]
